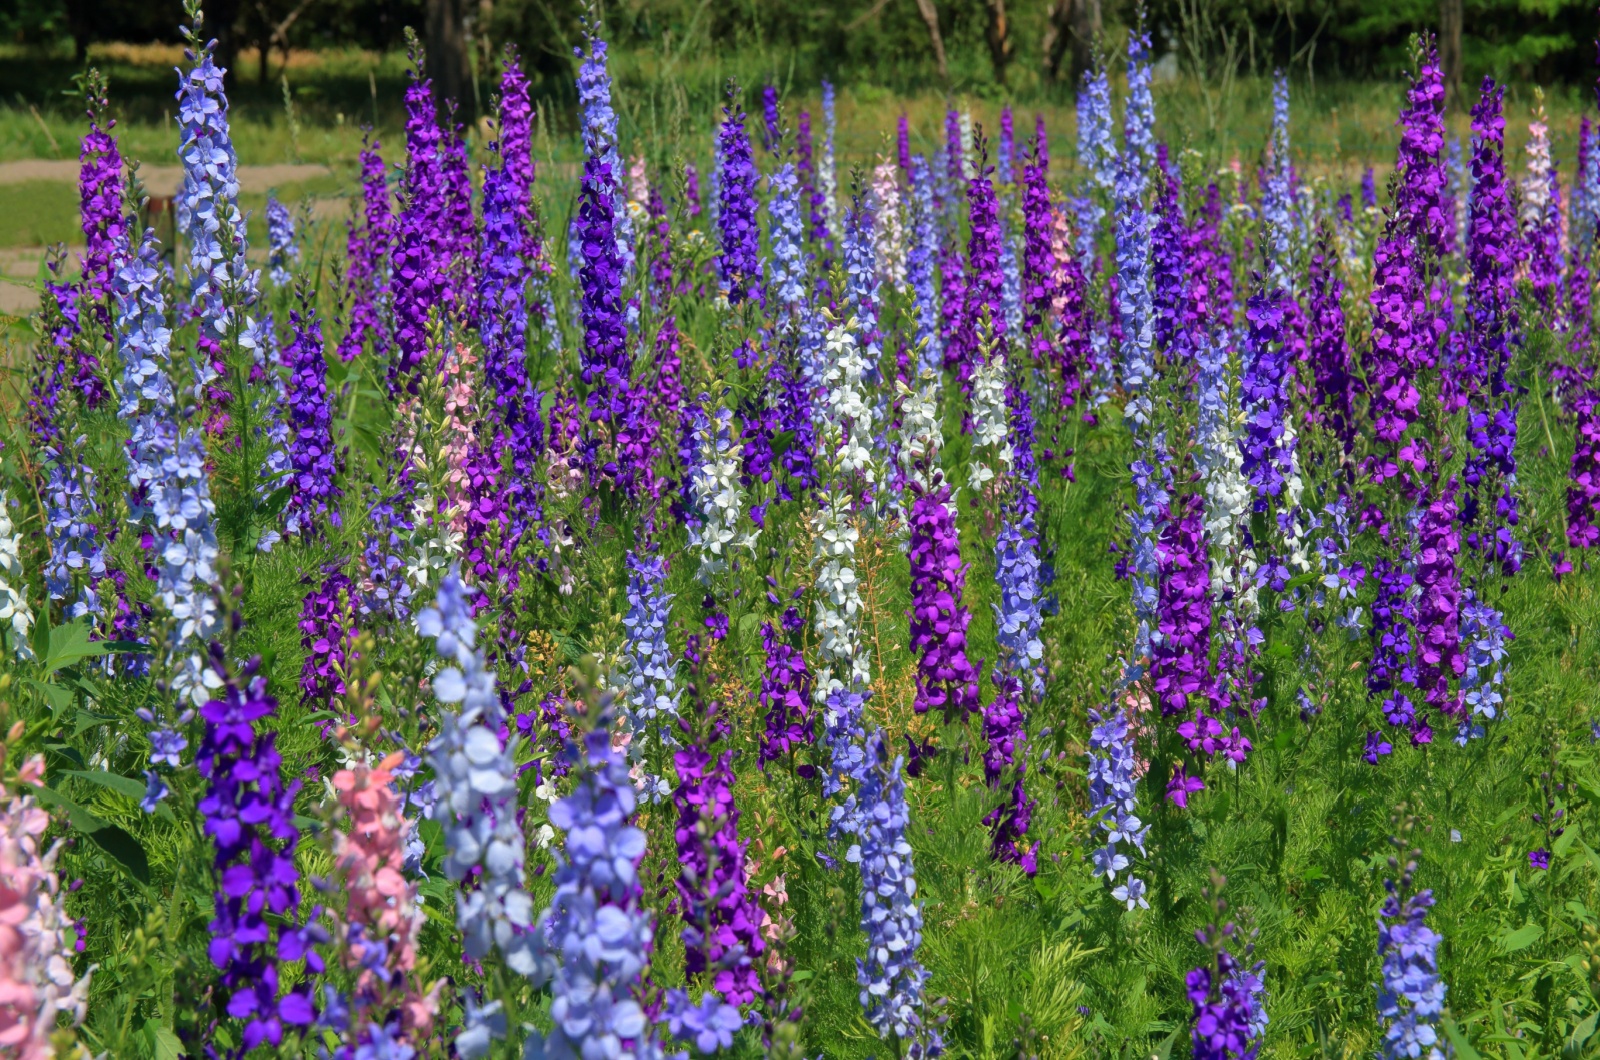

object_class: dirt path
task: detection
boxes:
[0,160,334,197]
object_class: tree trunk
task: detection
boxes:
[984,0,1013,88]
[1071,0,1100,81]
[1438,0,1463,107]
[208,0,245,90]
[427,0,472,116]
[913,0,949,85]
[1044,0,1099,85]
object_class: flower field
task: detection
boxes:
[6,0,1600,1056]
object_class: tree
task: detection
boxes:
[426,0,471,113]
[1043,0,1099,85]
[1438,0,1463,106]
[984,0,1013,87]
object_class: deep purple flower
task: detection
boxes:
[908,478,981,722]
[717,90,762,305]
[576,150,630,426]
[964,146,1007,368]
[1570,390,1600,548]
[338,137,393,364]
[299,568,354,708]
[1239,288,1295,505]
[761,82,781,153]
[1306,230,1353,447]
[1414,485,1464,724]
[197,648,318,1050]
[282,298,341,538]
[72,74,123,407]
[1369,553,1423,743]
[759,621,813,767]
[1020,135,1058,376]
[674,676,765,1005]
[388,53,448,395]
[1529,848,1550,871]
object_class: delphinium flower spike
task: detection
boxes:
[282,291,341,538]
[339,136,393,364]
[619,550,679,794]
[421,571,541,997]
[197,646,319,1049]
[0,754,95,1054]
[672,650,766,1005]
[1186,872,1268,1060]
[388,44,448,395]
[73,68,123,407]
[176,0,267,432]
[266,194,299,286]
[833,729,943,1057]
[1375,813,1448,1060]
[1260,71,1294,289]
[0,493,37,659]
[907,474,981,723]
[907,156,943,374]
[521,675,667,1060]
[573,34,634,279]
[115,226,223,712]
[717,86,762,305]
[819,80,838,240]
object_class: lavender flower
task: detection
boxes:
[116,226,222,707]
[1075,64,1115,266]
[834,729,942,1056]
[843,191,882,365]
[1087,705,1146,892]
[42,450,108,621]
[266,194,299,286]
[767,163,807,325]
[907,156,943,373]
[1376,877,1447,1059]
[421,573,541,984]
[523,702,666,1060]
[619,550,680,771]
[1261,71,1294,289]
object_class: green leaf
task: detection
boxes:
[790,970,814,982]
[25,677,75,716]
[1499,923,1544,953]
[1568,1011,1599,1054]
[144,1019,185,1060]
[72,708,118,736]
[1555,820,1581,857]
[1443,1016,1484,1060]
[32,786,151,884]
[44,619,109,672]
[62,768,145,802]
[738,612,761,637]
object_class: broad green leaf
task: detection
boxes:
[62,768,145,802]
[1555,820,1581,857]
[145,1019,185,1060]
[1443,1017,1484,1060]
[32,786,151,884]
[25,677,75,716]
[1499,923,1543,953]
[44,618,109,672]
